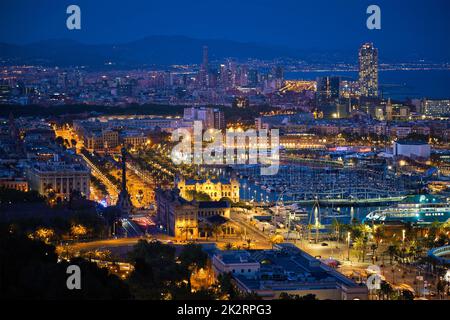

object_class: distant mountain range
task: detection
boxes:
[0,36,356,68]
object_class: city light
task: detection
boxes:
[0,1,449,306]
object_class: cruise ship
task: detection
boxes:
[365,195,450,225]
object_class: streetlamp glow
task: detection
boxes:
[347,232,351,261]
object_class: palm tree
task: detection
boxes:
[331,219,342,242]
[373,226,385,247]
[387,244,398,265]
[202,224,213,240]
[437,280,447,299]
[245,238,253,249]
[354,236,368,262]
[380,281,393,300]
[370,243,378,263]
[269,235,284,248]
[211,224,222,241]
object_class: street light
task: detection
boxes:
[402,229,406,243]
[347,232,351,261]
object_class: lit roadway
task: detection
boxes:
[63,237,144,252]
[230,210,272,247]
[80,152,119,200]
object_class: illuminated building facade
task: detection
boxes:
[176,177,240,202]
[155,188,238,240]
[393,139,431,159]
[359,43,378,98]
[27,158,90,201]
[156,188,199,239]
[316,76,340,105]
[280,134,326,150]
[423,99,450,117]
[123,132,149,148]
[0,177,28,191]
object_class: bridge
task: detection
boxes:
[428,245,450,265]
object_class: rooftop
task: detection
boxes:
[396,139,429,146]
[198,201,230,209]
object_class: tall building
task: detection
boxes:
[213,110,226,130]
[198,45,209,88]
[197,108,215,128]
[393,140,431,160]
[316,76,340,105]
[0,84,11,104]
[385,98,393,121]
[359,43,378,98]
[248,69,259,87]
[183,107,224,129]
[273,66,284,80]
[423,99,450,117]
[202,45,209,70]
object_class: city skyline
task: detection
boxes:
[0,0,450,62]
[0,0,449,305]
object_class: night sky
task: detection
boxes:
[0,0,449,61]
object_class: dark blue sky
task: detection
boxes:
[1,0,449,61]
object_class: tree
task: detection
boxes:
[245,238,253,249]
[354,236,369,262]
[127,240,190,300]
[387,245,398,265]
[279,292,317,300]
[211,224,223,241]
[372,225,385,247]
[217,272,239,300]
[269,235,284,248]
[70,224,87,239]
[437,280,447,299]
[370,243,378,263]
[55,136,64,146]
[0,188,44,204]
[400,289,414,300]
[380,281,393,300]
[136,189,144,204]
[331,219,342,242]
[0,226,130,299]
[101,207,122,236]
[178,243,208,271]
[32,227,55,244]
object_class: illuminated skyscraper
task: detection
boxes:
[202,45,209,70]
[359,43,378,98]
[316,76,340,103]
[199,45,209,88]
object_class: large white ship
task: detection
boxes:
[365,195,450,225]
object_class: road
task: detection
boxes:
[80,152,119,199]
[230,210,272,248]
